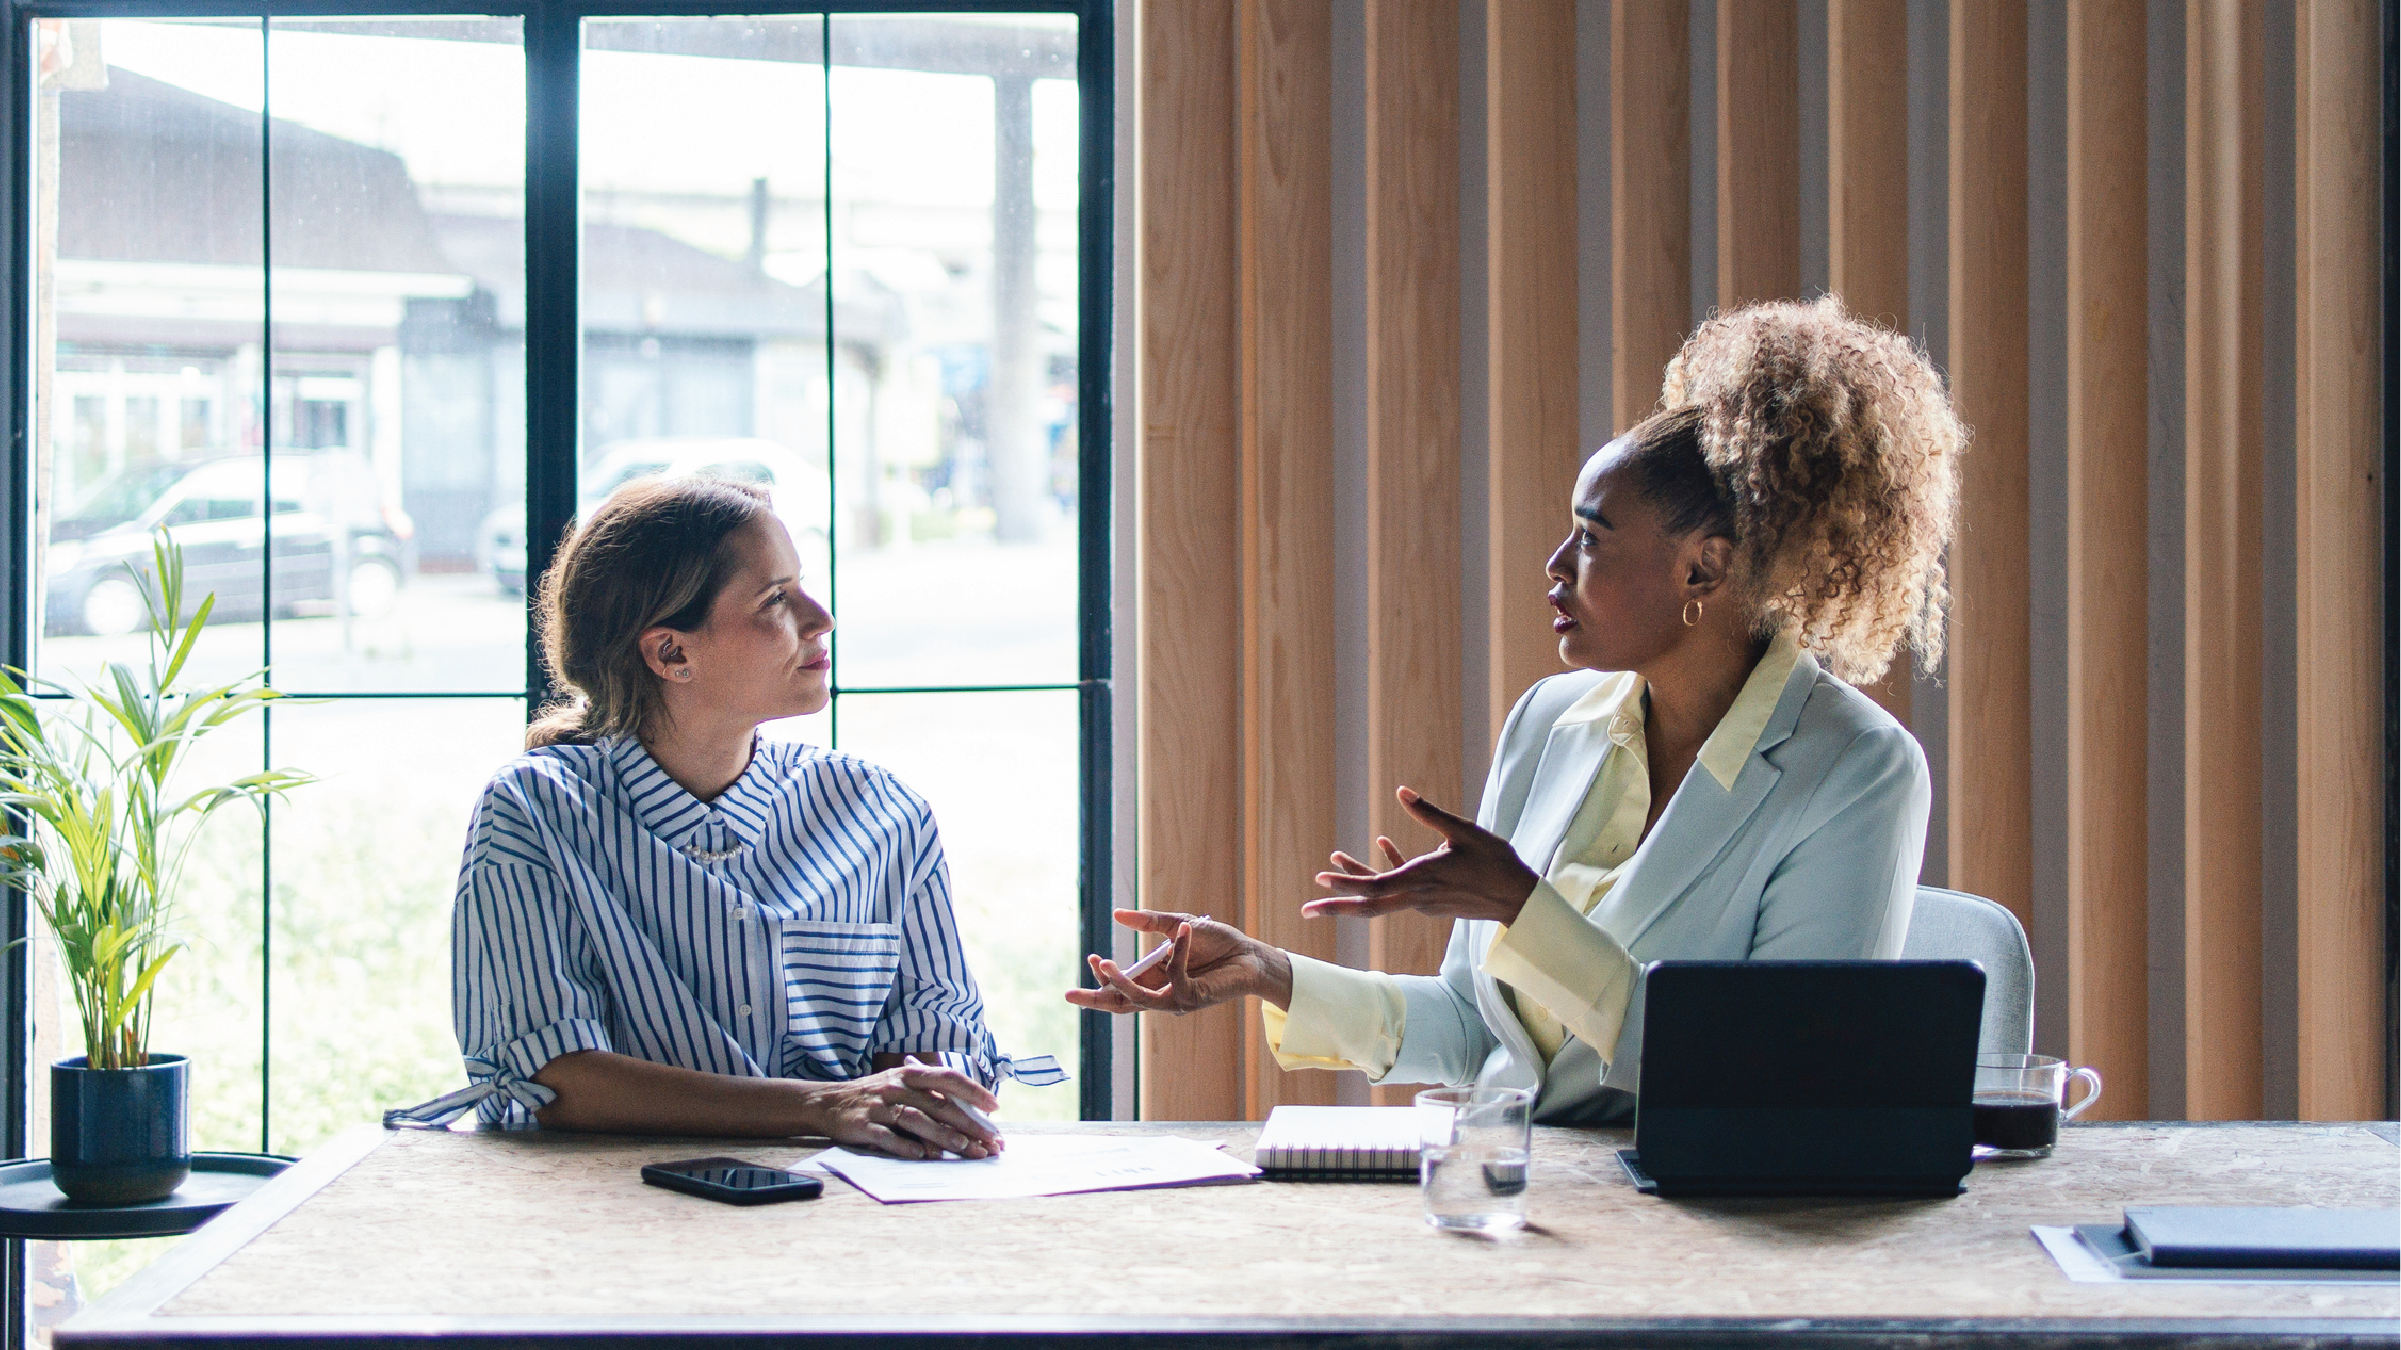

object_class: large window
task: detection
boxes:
[3,4,1111,1337]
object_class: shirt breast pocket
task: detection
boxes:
[777,920,902,1074]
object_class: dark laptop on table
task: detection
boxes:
[1617,960,1985,1199]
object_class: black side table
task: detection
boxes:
[0,1154,290,1241]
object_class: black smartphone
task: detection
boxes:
[640,1156,824,1206]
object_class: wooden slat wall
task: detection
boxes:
[1237,0,1339,1118]
[1718,0,1801,307]
[2293,0,2386,1122]
[2182,0,2264,1122]
[1363,0,1464,1006]
[1826,0,1912,723]
[1129,0,2391,1124]
[1483,0,1581,745]
[2063,0,2151,1120]
[1946,0,2035,934]
[1136,0,1246,1123]
[1827,0,1911,333]
[1611,0,1690,427]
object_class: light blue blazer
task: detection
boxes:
[1382,648,1930,1123]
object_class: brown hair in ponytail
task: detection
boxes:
[526,475,775,750]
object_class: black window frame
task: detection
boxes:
[0,1,1115,1323]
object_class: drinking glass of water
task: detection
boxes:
[1415,1085,1533,1233]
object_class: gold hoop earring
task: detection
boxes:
[1682,599,1703,628]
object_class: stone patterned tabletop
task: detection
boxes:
[119,1120,2393,1331]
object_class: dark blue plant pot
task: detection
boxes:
[52,1055,189,1205]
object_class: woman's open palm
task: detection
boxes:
[1306,787,1540,926]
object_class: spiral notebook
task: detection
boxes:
[1252,1106,1422,1180]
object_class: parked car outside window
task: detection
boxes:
[43,450,413,637]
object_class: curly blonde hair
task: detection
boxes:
[1658,295,1961,685]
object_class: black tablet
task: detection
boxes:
[1626,960,1986,1198]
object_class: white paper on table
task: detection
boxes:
[2031,1226,2395,1286]
[811,1133,1260,1203]
[2033,1226,2128,1282]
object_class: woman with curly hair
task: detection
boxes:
[1069,297,1961,1121]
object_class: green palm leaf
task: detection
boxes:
[0,529,312,1069]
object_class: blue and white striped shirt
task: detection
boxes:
[395,733,1060,1129]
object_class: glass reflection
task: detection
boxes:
[34,18,264,690]
[577,18,834,593]
[827,14,1081,690]
[264,17,527,695]
[33,18,530,697]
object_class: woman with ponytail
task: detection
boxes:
[395,476,1058,1155]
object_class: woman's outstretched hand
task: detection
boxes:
[1307,786,1540,926]
[1060,789,1530,1020]
[1064,909,1295,1014]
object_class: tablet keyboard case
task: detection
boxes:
[1630,961,1985,1198]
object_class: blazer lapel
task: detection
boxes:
[1474,687,1627,1082]
[1596,653,1819,949]
[1504,687,1630,871]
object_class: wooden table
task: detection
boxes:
[61,1120,2399,1348]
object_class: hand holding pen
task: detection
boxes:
[904,1053,1006,1158]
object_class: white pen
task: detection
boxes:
[1119,935,1178,981]
[905,1053,1004,1157]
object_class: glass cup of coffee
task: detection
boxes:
[1416,1086,1533,1232]
[1973,1055,2102,1158]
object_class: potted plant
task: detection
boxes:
[0,534,311,1204]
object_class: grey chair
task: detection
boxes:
[1900,885,2035,1058]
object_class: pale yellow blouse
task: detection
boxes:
[1261,629,1803,1077]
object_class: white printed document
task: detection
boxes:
[810,1133,1259,1204]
